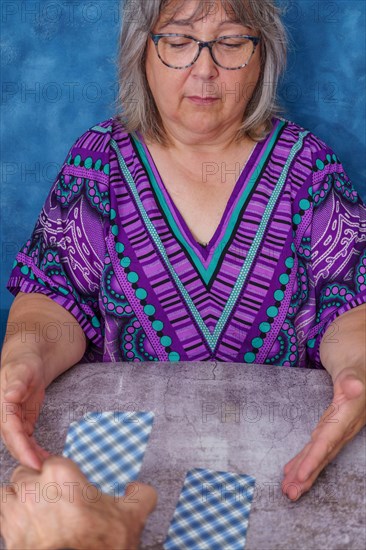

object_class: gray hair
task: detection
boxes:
[113,0,288,145]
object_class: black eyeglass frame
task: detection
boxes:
[149,32,261,70]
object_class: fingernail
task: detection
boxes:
[4,383,20,395]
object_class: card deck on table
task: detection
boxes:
[163,468,256,550]
[62,411,154,496]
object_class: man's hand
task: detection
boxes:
[281,366,366,500]
[0,456,158,550]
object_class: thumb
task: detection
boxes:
[120,481,158,521]
[2,362,38,402]
[334,368,365,400]
[135,483,158,519]
[3,378,29,401]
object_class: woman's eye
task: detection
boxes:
[168,43,190,48]
[219,42,245,48]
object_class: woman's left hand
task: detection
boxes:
[281,366,366,500]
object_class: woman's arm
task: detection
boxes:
[0,292,87,468]
[319,303,366,383]
[282,303,366,500]
[2,291,87,387]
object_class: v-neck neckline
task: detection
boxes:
[132,132,263,254]
[129,118,284,286]
[109,117,310,355]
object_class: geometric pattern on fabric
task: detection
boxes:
[7,116,366,367]
[114,130,309,353]
[163,468,256,550]
[130,123,285,287]
[62,411,154,496]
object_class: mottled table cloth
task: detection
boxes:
[1,361,364,550]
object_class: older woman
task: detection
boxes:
[1,0,365,512]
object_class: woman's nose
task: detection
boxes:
[191,46,219,78]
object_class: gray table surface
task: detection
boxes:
[1,361,365,550]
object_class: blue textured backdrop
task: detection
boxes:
[1,0,365,338]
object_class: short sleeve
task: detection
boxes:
[302,147,366,368]
[6,122,113,358]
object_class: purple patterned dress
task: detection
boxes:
[7,117,366,367]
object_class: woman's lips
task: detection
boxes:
[187,96,220,104]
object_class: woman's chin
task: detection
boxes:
[180,116,224,136]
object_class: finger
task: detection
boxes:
[2,364,35,402]
[1,394,42,440]
[282,415,362,501]
[282,438,345,501]
[283,398,339,477]
[134,483,158,518]
[2,427,43,470]
[119,483,158,548]
[334,369,365,399]
[282,424,342,494]
[3,379,29,402]
[283,395,350,481]
[297,435,340,482]
[36,456,83,483]
[282,382,366,500]
[117,482,158,519]
[10,464,41,484]
[283,441,312,476]
[285,443,318,483]
[1,399,48,469]
[284,430,340,485]
[291,420,361,489]
[295,397,365,483]
[4,410,38,439]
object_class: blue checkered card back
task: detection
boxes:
[63,411,154,496]
[163,468,256,550]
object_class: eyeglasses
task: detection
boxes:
[149,32,260,70]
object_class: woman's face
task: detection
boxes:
[145,0,261,144]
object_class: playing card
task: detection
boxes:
[163,468,256,549]
[62,411,154,496]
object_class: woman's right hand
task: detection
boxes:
[0,352,51,469]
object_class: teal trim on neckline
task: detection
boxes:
[111,127,309,351]
[131,120,285,285]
